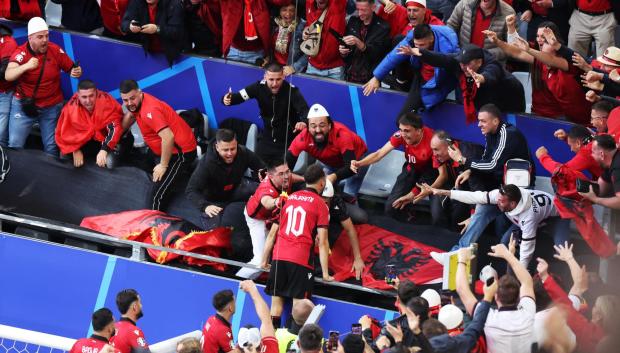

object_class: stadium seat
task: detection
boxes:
[176,109,210,139]
[358,150,404,198]
[44,1,62,27]
[246,124,258,152]
[293,151,310,174]
[513,71,532,114]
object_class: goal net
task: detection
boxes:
[0,325,201,353]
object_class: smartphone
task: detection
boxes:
[576,179,599,194]
[72,60,80,69]
[351,323,362,335]
[385,264,397,285]
[130,20,142,27]
[327,331,339,351]
[328,28,350,48]
[486,277,495,287]
[445,137,455,150]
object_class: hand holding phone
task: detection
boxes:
[327,331,339,351]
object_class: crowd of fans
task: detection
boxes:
[3,1,620,353]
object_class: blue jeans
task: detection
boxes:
[306,63,344,80]
[451,204,506,251]
[319,160,368,196]
[0,91,13,147]
[8,96,62,156]
[227,47,264,65]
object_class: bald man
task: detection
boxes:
[275,299,315,352]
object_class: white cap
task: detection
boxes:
[238,327,260,347]
[28,17,49,36]
[307,103,329,120]
[405,0,426,7]
[479,265,498,283]
[438,304,464,330]
[421,289,441,308]
[322,179,334,198]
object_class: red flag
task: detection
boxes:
[551,166,615,258]
[81,210,232,271]
[329,224,443,290]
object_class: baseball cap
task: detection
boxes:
[421,289,441,309]
[307,103,330,120]
[322,179,334,198]
[438,304,464,330]
[238,327,260,347]
[28,17,49,36]
[456,44,484,64]
[405,0,426,7]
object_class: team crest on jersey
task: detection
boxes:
[60,48,65,54]
[147,113,153,119]
[15,52,25,63]
[137,337,146,347]
[134,330,140,336]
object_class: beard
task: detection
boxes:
[136,310,144,320]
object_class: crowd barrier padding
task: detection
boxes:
[1,20,578,177]
[0,233,397,343]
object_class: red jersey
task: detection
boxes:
[202,314,234,353]
[305,0,346,70]
[376,4,444,38]
[288,122,367,168]
[576,0,611,13]
[246,177,291,221]
[70,335,112,353]
[389,126,433,174]
[531,60,591,125]
[110,318,148,353]
[0,34,17,93]
[10,42,74,108]
[100,0,131,36]
[539,143,602,180]
[260,337,278,353]
[133,93,197,155]
[272,188,330,269]
[470,7,493,48]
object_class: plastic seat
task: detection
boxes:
[358,150,404,198]
[176,109,210,139]
[245,124,258,152]
[512,71,532,114]
[293,151,310,174]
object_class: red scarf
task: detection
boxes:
[243,0,258,41]
[459,73,478,124]
[55,90,123,154]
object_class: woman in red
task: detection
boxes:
[270,3,306,76]
[486,21,591,125]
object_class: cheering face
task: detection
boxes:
[407,6,426,26]
[535,27,545,50]
[413,37,433,50]
[590,109,608,132]
[591,141,606,167]
[479,0,496,12]
[430,136,449,163]
[460,59,483,76]
[308,116,331,145]
[78,88,97,113]
[120,89,143,113]
[28,31,49,54]
[356,1,374,23]
[566,137,582,154]
[215,139,238,164]
[264,70,284,95]
[496,193,516,212]
[477,112,499,135]
[270,164,291,190]
[279,4,295,24]
[399,123,421,146]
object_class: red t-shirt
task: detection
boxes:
[133,93,197,155]
[420,63,435,82]
[202,315,234,353]
[260,337,279,353]
[272,188,330,269]
[0,35,17,93]
[70,336,113,353]
[389,126,433,174]
[147,4,162,52]
[305,0,346,70]
[576,0,612,13]
[538,143,602,180]
[288,122,367,168]
[10,42,74,108]
[532,59,591,124]
[100,0,131,35]
[110,319,148,353]
[246,177,291,221]
[608,106,620,143]
[470,7,493,48]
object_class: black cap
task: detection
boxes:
[456,44,484,64]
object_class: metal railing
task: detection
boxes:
[0,212,395,297]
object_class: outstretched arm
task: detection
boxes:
[239,280,275,338]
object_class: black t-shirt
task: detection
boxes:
[602,150,620,194]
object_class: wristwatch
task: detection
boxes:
[459,156,465,165]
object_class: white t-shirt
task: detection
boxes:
[480,296,536,353]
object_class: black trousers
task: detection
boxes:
[429,194,472,232]
[150,150,197,211]
[385,163,437,221]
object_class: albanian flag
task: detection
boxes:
[81,210,232,271]
[551,165,615,258]
[329,224,443,290]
